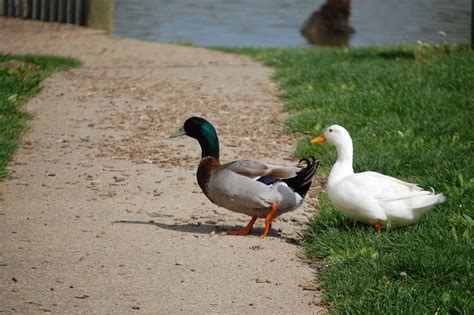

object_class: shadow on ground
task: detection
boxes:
[113,220,299,243]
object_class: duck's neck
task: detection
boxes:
[197,127,219,160]
[328,141,354,185]
[195,128,220,194]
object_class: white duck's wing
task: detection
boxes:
[353,172,424,200]
[224,160,300,180]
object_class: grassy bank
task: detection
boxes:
[220,45,473,313]
[0,55,79,179]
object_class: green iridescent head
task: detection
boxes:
[170,116,220,160]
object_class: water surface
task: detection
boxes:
[114,0,471,47]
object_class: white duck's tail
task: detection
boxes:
[418,191,445,206]
[433,191,447,204]
[383,190,446,225]
[410,191,446,217]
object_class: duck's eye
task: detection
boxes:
[329,129,333,132]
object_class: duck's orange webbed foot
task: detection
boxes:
[227,216,257,236]
[260,203,278,239]
[374,223,382,233]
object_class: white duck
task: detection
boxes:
[311,125,446,232]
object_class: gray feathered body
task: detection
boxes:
[199,158,318,218]
[207,167,302,217]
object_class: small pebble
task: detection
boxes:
[255,278,265,283]
[312,295,322,305]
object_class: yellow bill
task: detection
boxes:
[311,134,326,144]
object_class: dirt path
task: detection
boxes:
[0,18,324,314]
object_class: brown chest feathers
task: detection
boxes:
[196,156,221,194]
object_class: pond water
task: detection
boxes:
[114,0,471,47]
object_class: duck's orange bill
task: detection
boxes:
[311,134,326,144]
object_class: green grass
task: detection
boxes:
[218,45,473,314]
[0,55,79,179]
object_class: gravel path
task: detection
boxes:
[0,18,324,314]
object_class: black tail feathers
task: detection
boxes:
[283,156,319,198]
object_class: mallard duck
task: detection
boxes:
[311,125,446,232]
[170,117,319,238]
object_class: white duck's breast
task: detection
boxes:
[327,173,390,224]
